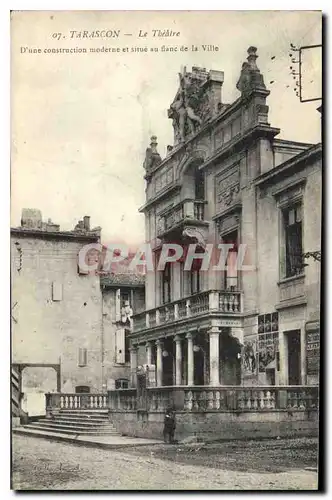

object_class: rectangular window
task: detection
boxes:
[180,261,184,298]
[221,230,238,290]
[162,262,172,304]
[78,348,87,367]
[283,205,303,277]
[190,270,201,295]
[115,379,129,389]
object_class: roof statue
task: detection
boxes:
[143,136,162,178]
[236,46,267,97]
[168,66,224,145]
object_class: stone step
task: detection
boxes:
[56,409,109,415]
[53,415,110,423]
[13,427,163,450]
[14,427,75,439]
[36,420,117,430]
[24,423,119,435]
[38,415,112,425]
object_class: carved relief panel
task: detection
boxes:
[154,164,174,194]
[215,164,240,214]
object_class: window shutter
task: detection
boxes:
[78,348,87,367]
[78,252,89,275]
[115,289,121,322]
[52,281,63,301]
[116,328,125,364]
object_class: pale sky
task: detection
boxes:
[11,10,322,245]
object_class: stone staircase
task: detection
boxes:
[13,409,121,439]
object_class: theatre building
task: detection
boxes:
[127,47,321,401]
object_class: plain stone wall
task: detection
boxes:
[110,409,318,441]
[11,235,103,392]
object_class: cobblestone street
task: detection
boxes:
[12,435,318,491]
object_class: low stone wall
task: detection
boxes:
[110,409,318,441]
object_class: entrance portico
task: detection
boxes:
[131,322,242,388]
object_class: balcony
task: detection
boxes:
[276,273,307,310]
[157,199,207,238]
[132,289,243,335]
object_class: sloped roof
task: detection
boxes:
[100,273,145,288]
[99,253,145,288]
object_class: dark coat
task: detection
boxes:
[164,412,175,431]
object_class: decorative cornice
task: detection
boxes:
[199,124,280,172]
[139,182,181,213]
[255,143,322,188]
[212,202,242,222]
[271,177,307,198]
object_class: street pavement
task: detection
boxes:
[12,435,318,490]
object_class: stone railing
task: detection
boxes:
[157,199,206,236]
[133,290,243,332]
[181,386,319,411]
[278,274,306,304]
[108,389,137,411]
[108,385,319,413]
[45,393,108,412]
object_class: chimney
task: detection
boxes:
[83,216,90,231]
[203,69,224,117]
[21,208,42,229]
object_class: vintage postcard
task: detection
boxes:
[11,10,322,491]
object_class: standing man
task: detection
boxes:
[163,406,176,444]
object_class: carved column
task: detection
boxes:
[174,335,182,386]
[209,327,220,386]
[156,339,163,387]
[146,342,152,366]
[129,346,138,388]
[186,333,194,386]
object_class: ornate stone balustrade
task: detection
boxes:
[132,290,243,333]
[133,313,146,331]
[46,386,318,416]
[157,199,206,237]
[108,389,137,411]
[45,393,108,413]
[107,385,318,413]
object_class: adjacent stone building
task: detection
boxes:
[129,47,321,390]
[11,209,145,410]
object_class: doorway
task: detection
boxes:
[287,330,301,385]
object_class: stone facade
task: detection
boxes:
[130,46,321,390]
[110,408,318,442]
[11,210,146,398]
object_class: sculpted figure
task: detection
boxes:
[169,70,202,142]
